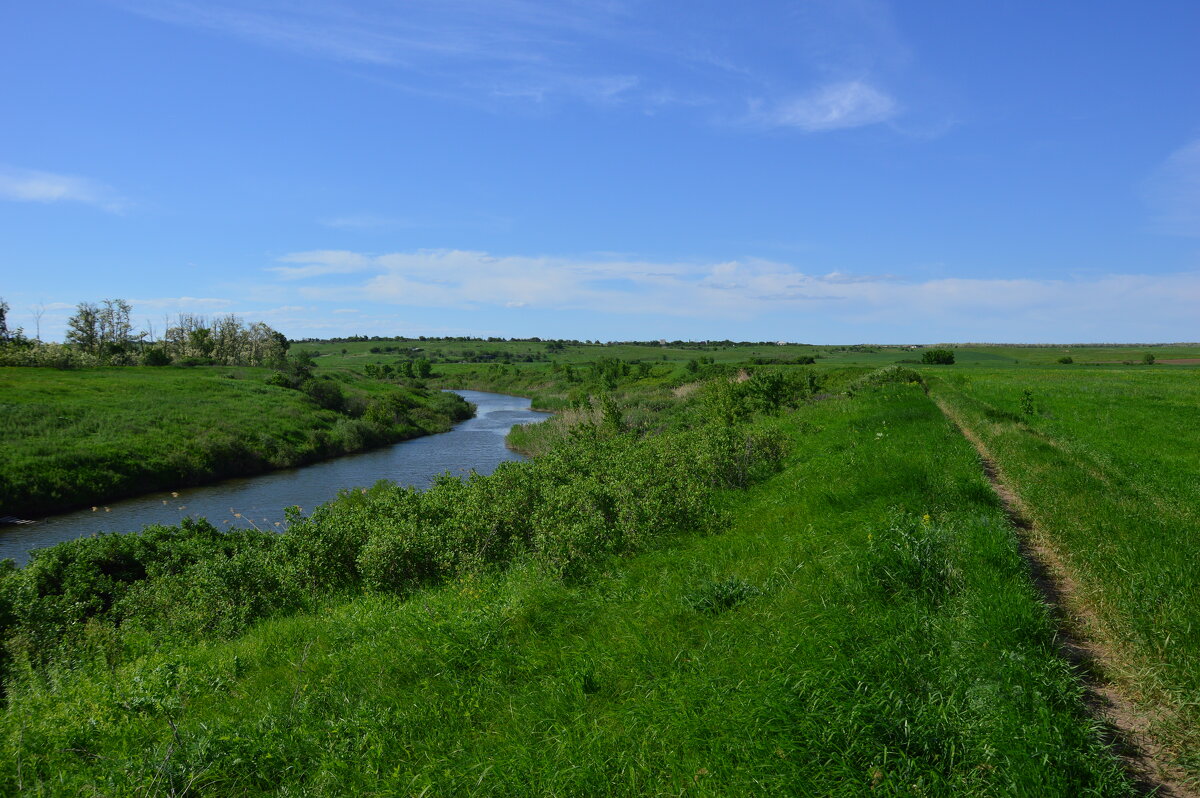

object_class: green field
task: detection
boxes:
[2,343,1199,794]
[0,365,471,518]
[930,366,1200,780]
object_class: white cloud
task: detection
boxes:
[1144,139,1200,237]
[754,80,898,131]
[268,247,1200,339]
[0,166,127,211]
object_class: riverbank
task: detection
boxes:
[0,366,471,519]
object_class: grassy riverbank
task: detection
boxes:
[0,366,471,518]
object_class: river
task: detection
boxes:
[0,390,549,565]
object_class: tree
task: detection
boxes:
[65,302,100,353]
[0,298,10,343]
[921,348,955,365]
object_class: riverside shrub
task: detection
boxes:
[0,415,787,683]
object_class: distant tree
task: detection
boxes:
[0,298,10,343]
[414,358,432,378]
[1142,352,1156,365]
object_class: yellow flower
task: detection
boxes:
[922,514,931,525]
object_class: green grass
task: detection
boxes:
[929,365,1200,779]
[0,385,1133,795]
[0,366,469,518]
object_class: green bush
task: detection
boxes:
[847,365,926,397]
[921,348,955,365]
[141,347,171,366]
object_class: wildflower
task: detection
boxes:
[922,514,931,525]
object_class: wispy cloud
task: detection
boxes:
[267,248,1200,339]
[272,250,374,279]
[1144,138,1200,237]
[751,80,898,132]
[113,0,923,130]
[0,166,128,212]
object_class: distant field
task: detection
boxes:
[298,337,1200,371]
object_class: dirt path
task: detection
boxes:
[934,395,1195,798]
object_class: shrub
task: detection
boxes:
[1020,389,1035,417]
[1057,356,1073,364]
[1143,352,1156,365]
[847,366,926,397]
[921,348,955,365]
[141,347,172,366]
[302,377,345,411]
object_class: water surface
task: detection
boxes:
[1,390,548,564]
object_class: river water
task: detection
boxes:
[0,390,549,565]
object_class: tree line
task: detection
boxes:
[0,296,288,368]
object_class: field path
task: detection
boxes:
[934,395,1196,798]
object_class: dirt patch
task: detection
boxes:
[1158,359,1200,365]
[672,381,702,398]
[934,397,1197,798]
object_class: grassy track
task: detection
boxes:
[0,366,470,518]
[930,367,1200,785]
[0,385,1133,795]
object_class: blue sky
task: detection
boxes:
[1,0,1197,343]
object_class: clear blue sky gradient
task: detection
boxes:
[2,0,1197,342]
